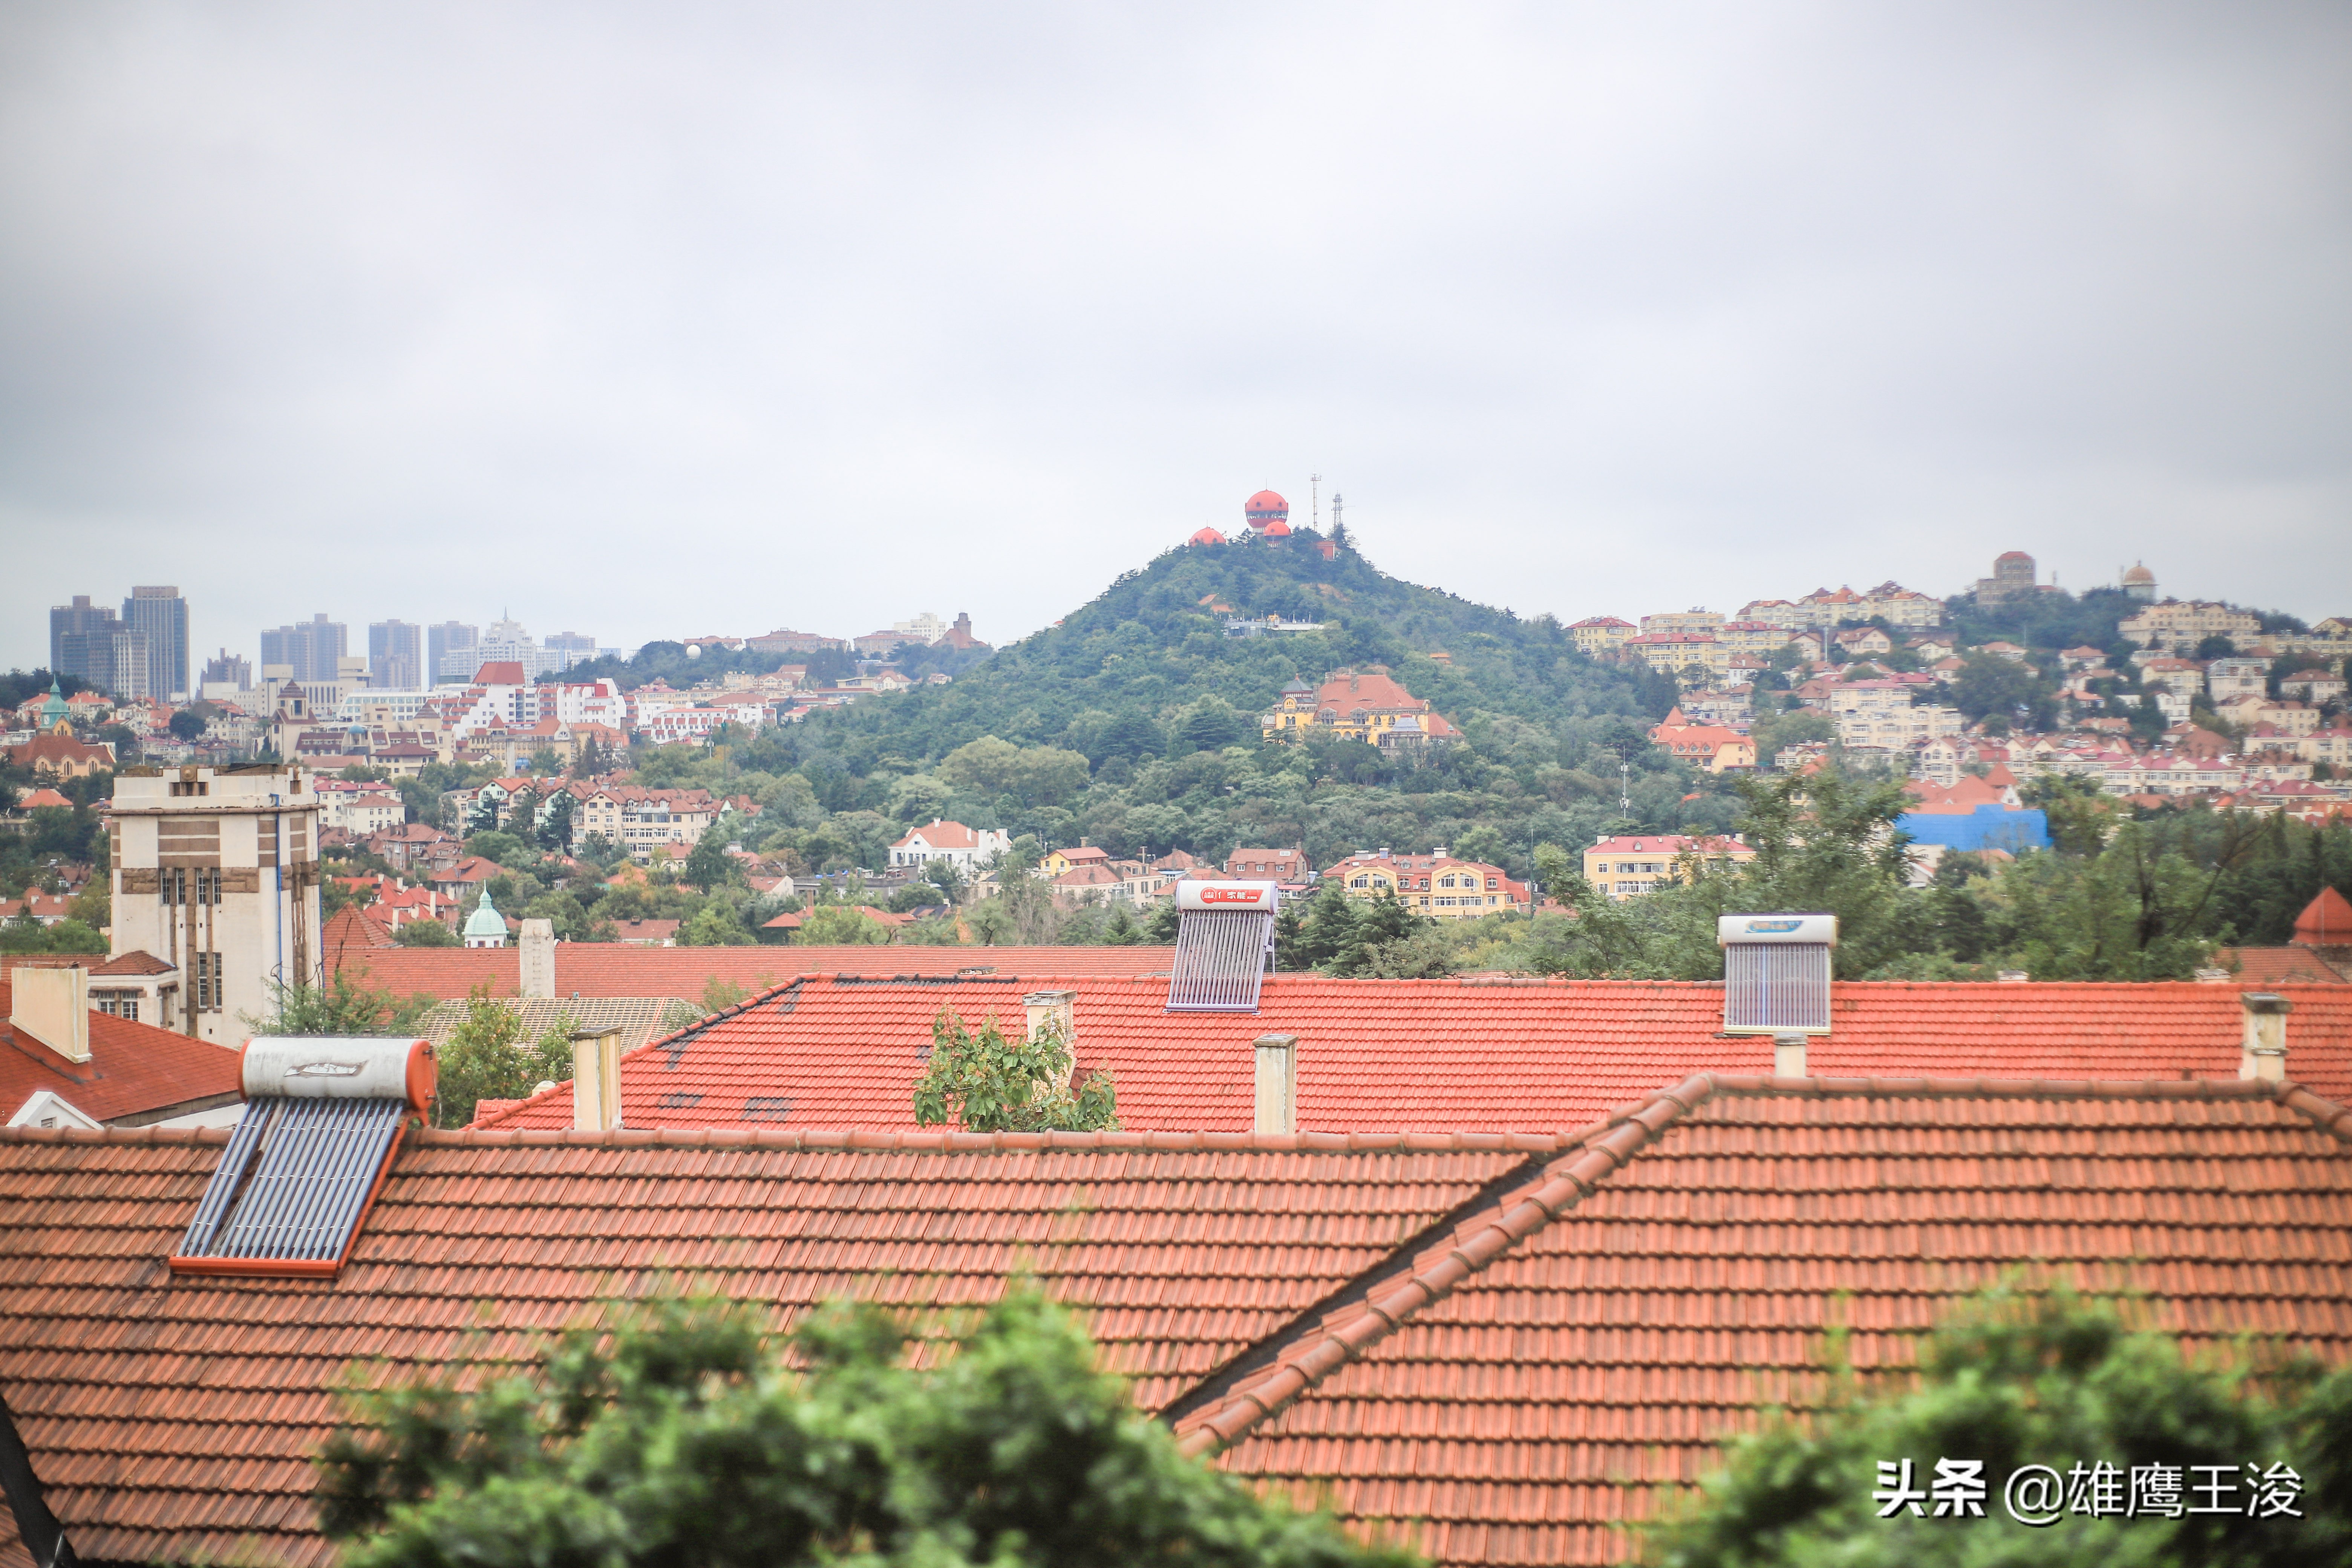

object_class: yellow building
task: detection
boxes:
[1622,632,1726,683]
[1568,617,1635,656]
[1317,849,1531,920]
[1714,620,1791,660]
[1262,667,1458,747]
[1581,833,1756,900]
[1640,609,1723,637]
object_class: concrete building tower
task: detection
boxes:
[108,764,325,1046]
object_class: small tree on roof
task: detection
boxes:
[913,1009,1117,1133]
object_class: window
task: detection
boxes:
[93,991,138,1020]
[193,952,223,1011]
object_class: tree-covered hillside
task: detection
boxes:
[647,528,1704,877]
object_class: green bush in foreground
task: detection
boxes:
[1648,1284,2352,1567]
[318,1288,1413,1568]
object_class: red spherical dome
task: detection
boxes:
[1262,518,1291,537]
[1188,527,1225,547]
[1243,490,1289,529]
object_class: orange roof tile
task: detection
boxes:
[1183,1075,2352,1563]
[5,1076,2350,1568]
[464,976,2352,1137]
[0,1124,1552,1568]
[0,977,242,1127]
[331,945,1179,997]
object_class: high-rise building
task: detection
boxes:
[542,631,598,671]
[108,764,324,1046]
[368,620,424,689]
[258,614,348,683]
[429,621,480,682]
[122,586,191,701]
[199,649,253,694]
[50,595,156,699]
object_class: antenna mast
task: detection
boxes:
[1310,472,1323,530]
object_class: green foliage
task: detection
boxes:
[433,988,576,1127]
[796,903,890,945]
[1646,1282,2352,1567]
[315,1286,1410,1568]
[913,1010,1118,1132]
[0,916,107,955]
[242,970,435,1037]
[394,919,460,947]
[1985,818,2233,980]
[683,824,738,893]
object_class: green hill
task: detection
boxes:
[707,527,1709,876]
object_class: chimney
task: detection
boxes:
[1023,991,1077,1083]
[2240,993,2291,1083]
[9,966,90,1064]
[1772,1031,1807,1078]
[519,919,556,999]
[1254,1034,1298,1134]
[571,1026,624,1130]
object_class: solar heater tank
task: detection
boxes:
[1717,914,1838,1035]
[240,1036,436,1111]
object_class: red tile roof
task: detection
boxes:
[321,905,396,953]
[87,951,176,978]
[0,977,241,1127]
[0,1124,1554,1568]
[330,944,1179,997]
[466,976,2352,1136]
[2298,886,2352,947]
[2218,947,2348,984]
[5,1076,2349,1568]
[1182,1075,2352,1564]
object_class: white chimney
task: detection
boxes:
[519,919,556,1000]
[2240,993,2291,1083]
[10,966,90,1064]
[571,1026,624,1130]
[1254,1033,1298,1134]
[1023,990,1076,1079]
[1772,1031,1807,1078]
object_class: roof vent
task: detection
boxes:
[1718,914,1837,1035]
[171,1037,433,1279]
[1168,882,1279,1012]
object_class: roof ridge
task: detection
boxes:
[1170,1073,1722,1458]
[1164,1070,2352,1459]
[420,1127,1571,1153]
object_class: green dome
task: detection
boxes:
[462,889,508,944]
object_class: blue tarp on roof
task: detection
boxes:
[1897,805,2051,853]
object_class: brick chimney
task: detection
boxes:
[2240,992,2291,1083]
[10,966,90,1064]
[571,1025,624,1130]
[1254,1034,1298,1134]
[519,919,556,1000]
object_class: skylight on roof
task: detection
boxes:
[171,1037,434,1279]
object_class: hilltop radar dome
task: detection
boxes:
[1243,490,1289,530]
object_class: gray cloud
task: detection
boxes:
[3,2,2347,671]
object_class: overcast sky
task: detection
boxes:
[4,3,2348,675]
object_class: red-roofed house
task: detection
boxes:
[1581,833,1755,899]
[888,818,1010,871]
[1,970,242,1130]
[460,974,2352,1138]
[6,1066,2352,1565]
